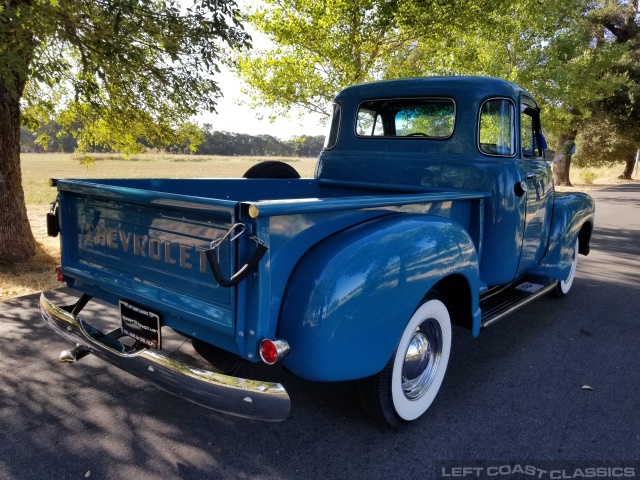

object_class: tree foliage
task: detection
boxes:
[0,0,249,262]
[574,1,640,178]
[20,123,325,158]
[393,0,633,184]
[393,0,627,135]
[20,125,77,153]
[4,0,249,155]
[234,0,405,120]
[196,124,324,157]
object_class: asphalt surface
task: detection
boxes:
[1,183,639,479]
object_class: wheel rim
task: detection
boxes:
[402,319,442,400]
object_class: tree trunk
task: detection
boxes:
[552,131,577,186]
[618,150,637,180]
[0,83,36,263]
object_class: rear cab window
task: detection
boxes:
[355,98,455,139]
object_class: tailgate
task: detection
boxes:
[58,180,240,338]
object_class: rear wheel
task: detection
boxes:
[553,238,579,297]
[358,294,452,426]
[192,339,243,375]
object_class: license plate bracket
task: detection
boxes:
[120,300,162,350]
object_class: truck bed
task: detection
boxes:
[55,177,489,357]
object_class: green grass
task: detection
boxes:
[21,152,318,205]
[561,163,635,191]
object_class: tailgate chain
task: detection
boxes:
[205,223,268,288]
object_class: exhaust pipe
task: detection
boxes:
[59,345,92,363]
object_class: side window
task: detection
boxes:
[521,102,543,158]
[479,99,515,156]
[323,103,341,149]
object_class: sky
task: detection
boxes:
[190,0,330,140]
[188,0,333,141]
[195,63,328,140]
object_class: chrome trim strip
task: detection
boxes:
[40,292,290,422]
[480,281,558,329]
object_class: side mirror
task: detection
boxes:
[536,131,548,157]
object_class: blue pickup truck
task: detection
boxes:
[41,76,594,426]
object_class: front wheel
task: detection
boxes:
[358,294,452,426]
[553,238,579,297]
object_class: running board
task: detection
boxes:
[480,276,558,328]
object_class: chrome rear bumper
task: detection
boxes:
[39,291,290,421]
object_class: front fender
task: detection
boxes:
[533,191,595,279]
[278,214,480,382]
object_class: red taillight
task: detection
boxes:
[55,266,65,282]
[260,340,278,364]
[259,339,290,365]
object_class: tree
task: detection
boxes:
[576,0,640,180]
[0,0,248,263]
[575,82,640,179]
[291,135,324,157]
[235,0,404,120]
[20,123,78,152]
[391,0,629,185]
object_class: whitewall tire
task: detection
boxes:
[554,238,579,297]
[359,293,452,426]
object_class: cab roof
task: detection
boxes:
[334,76,528,103]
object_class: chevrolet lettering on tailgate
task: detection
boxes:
[82,223,210,273]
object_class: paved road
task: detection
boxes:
[1,184,639,479]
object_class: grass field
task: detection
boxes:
[0,152,635,300]
[1,153,317,300]
[21,152,318,204]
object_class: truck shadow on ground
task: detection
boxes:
[588,181,640,205]
[590,226,639,257]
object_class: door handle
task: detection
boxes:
[526,173,536,180]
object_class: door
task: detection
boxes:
[517,98,553,275]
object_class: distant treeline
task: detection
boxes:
[193,124,324,157]
[20,123,325,158]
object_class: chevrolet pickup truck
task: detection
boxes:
[40,76,595,426]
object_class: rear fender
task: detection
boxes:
[278,214,480,382]
[532,192,595,279]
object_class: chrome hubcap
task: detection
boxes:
[402,319,442,400]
